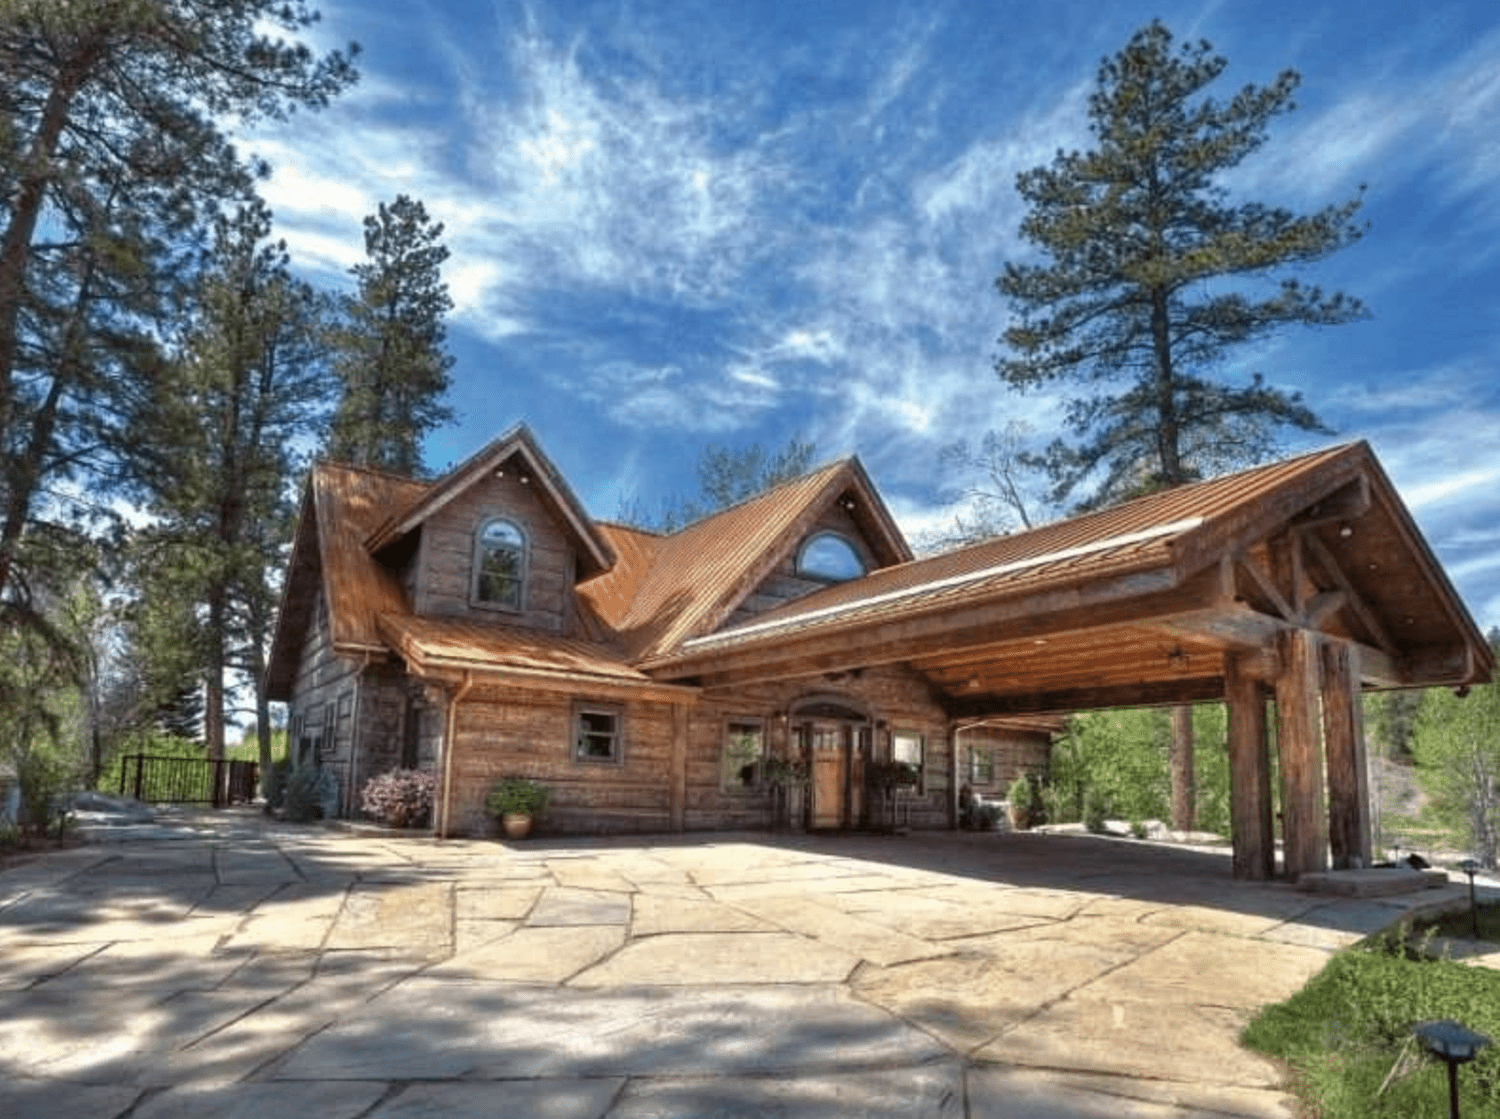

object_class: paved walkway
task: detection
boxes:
[0,811,1491,1119]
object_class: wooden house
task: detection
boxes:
[265,426,1491,879]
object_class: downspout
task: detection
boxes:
[344,652,373,820]
[437,671,474,839]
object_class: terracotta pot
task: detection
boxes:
[501,813,533,839]
[1008,805,1028,832]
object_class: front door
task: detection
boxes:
[809,724,846,829]
[803,720,871,829]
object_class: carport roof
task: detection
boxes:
[643,442,1492,716]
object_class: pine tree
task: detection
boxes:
[997,20,1367,510]
[0,0,357,621]
[327,195,455,475]
[131,200,334,765]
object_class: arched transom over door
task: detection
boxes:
[791,695,872,831]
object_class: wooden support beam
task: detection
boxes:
[669,702,688,832]
[1226,653,1275,880]
[1288,476,1371,530]
[1321,641,1372,869]
[1275,629,1327,880]
[1301,531,1396,655]
[946,675,1226,719]
[1237,549,1297,621]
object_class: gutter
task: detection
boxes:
[436,670,474,839]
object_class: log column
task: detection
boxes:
[669,702,688,832]
[1226,652,1274,880]
[947,724,961,829]
[1321,640,1372,869]
[1276,629,1327,879]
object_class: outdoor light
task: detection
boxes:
[1414,1018,1492,1119]
[1459,858,1481,939]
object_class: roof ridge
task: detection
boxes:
[661,457,852,536]
[315,458,433,486]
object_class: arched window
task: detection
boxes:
[473,517,527,610]
[796,532,866,582]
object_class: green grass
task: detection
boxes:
[1423,901,1500,944]
[1243,927,1500,1117]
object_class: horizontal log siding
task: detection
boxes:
[692,663,953,830]
[417,469,575,632]
[446,685,676,836]
[727,505,880,627]
[957,727,1050,794]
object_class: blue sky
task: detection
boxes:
[248,0,1500,630]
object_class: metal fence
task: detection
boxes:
[117,754,259,807]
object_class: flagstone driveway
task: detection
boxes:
[0,811,1479,1118]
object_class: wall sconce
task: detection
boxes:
[1167,648,1190,673]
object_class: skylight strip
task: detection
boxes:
[679,516,1205,652]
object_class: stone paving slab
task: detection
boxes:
[281,983,947,1080]
[3,817,1448,1119]
[609,1062,965,1117]
[529,887,633,926]
[368,1078,626,1118]
[130,1080,388,1119]
[570,930,859,986]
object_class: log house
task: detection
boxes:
[265,426,1491,879]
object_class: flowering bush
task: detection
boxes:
[360,768,436,828]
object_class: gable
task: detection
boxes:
[365,423,614,580]
[609,458,912,660]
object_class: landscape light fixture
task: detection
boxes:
[1459,858,1481,939]
[1414,1018,1491,1119]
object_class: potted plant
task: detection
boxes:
[1007,773,1041,832]
[485,777,551,839]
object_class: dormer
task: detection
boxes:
[365,425,615,634]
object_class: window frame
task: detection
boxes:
[795,531,867,583]
[968,746,994,786]
[719,717,767,793]
[573,701,624,764]
[891,729,926,794]
[471,515,529,613]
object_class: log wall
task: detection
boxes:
[956,727,1050,795]
[415,467,577,633]
[727,504,880,626]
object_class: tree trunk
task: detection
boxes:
[1170,703,1194,832]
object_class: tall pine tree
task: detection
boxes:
[0,0,357,622]
[327,194,455,475]
[996,22,1368,831]
[132,200,333,767]
[997,20,1366,510]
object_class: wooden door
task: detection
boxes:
[809,724,845,829]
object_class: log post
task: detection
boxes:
[669,702,688,832]
[1321,640,1372,869]
[1275,629,1327,879]
[1170,704,1195,832]
[1226,652,1274,880]
[948,724,960,829]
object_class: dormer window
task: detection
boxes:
[796,531,866,582]
[473,517,527,611]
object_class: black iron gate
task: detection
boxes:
[118,755,259,806]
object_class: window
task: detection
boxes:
[720,719,766,792]
[968,747,994,785]
[473,517,527,610]
[574,703,622,763]
[796,532,866,582]
[892,730,925,793]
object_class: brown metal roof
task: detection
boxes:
[644,442,1493,691]
[605,458,911,659]
[374,613,652,686]
[653,446,1354,659]
[318,464,427,653]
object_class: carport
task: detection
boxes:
[643,442,1493,880]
